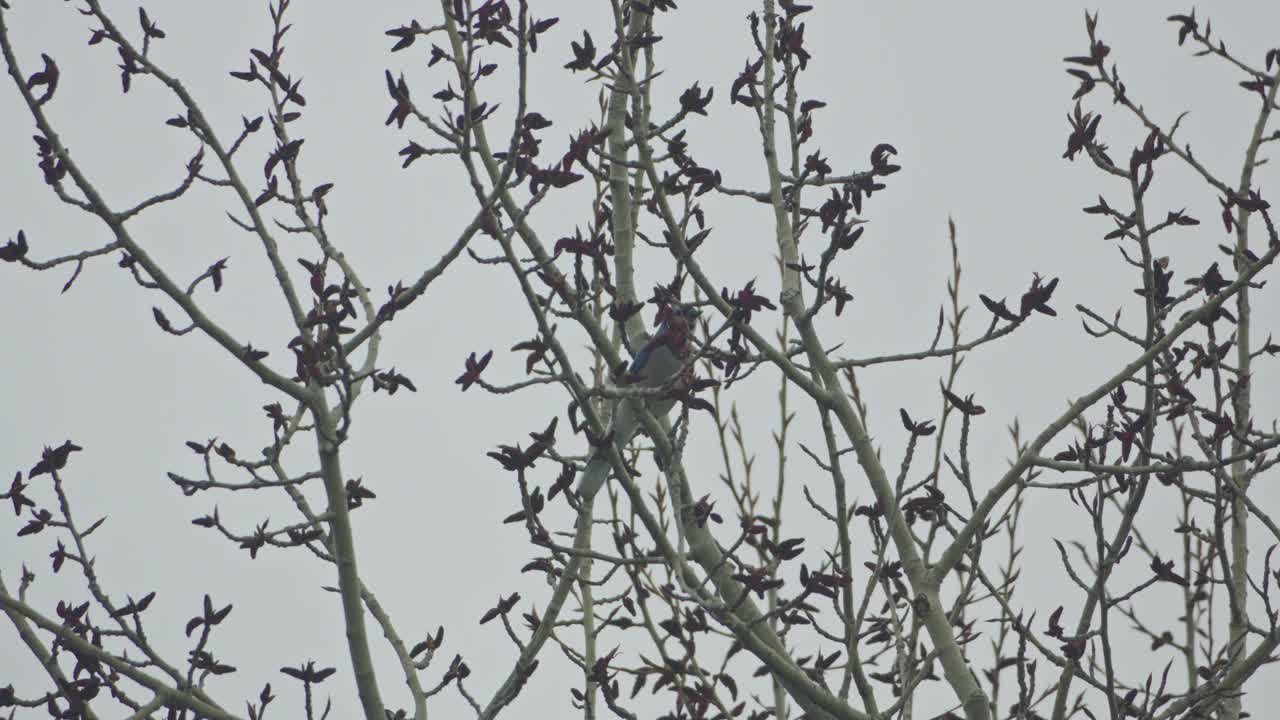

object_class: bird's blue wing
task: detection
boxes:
[629,335,659,375]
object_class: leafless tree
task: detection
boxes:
[3,2,1279,720]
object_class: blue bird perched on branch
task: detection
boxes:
[574,303,700,497]
[627,303,700,389]
[613,302,700,434]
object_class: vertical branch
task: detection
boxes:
[313,405,386,720]
[770,315,794,720]
[759,0,801,312]
[1224,64,1280,720]
[607,2,646,344]
[822,402,880,717]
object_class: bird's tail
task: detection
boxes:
[575,398,640,500]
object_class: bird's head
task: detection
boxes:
[662,303,700,329]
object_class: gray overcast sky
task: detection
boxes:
[3,1,1279,718]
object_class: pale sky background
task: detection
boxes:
[2,1,1279,718]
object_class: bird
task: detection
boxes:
[627,303,700,389]
[575,304,699,499]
